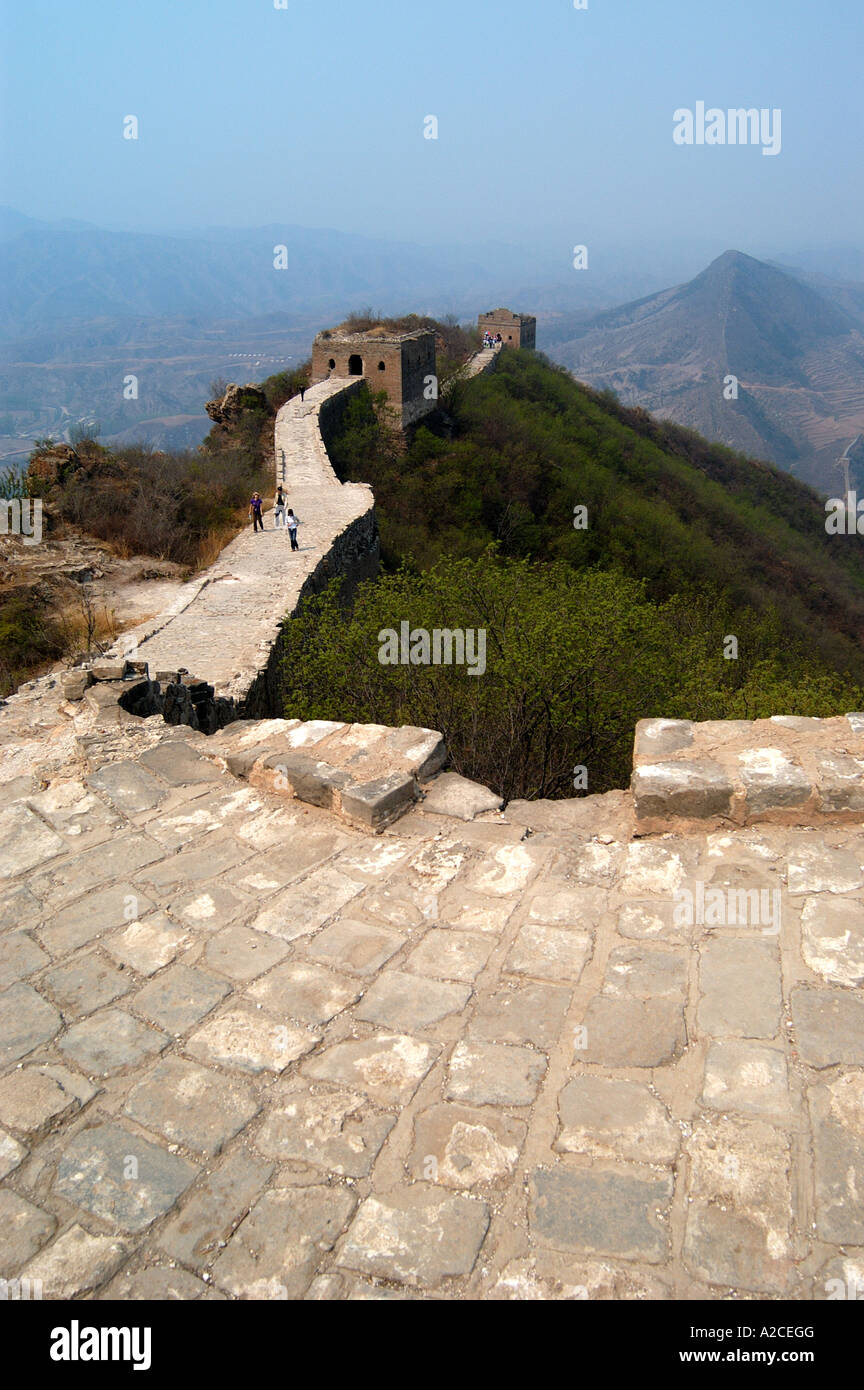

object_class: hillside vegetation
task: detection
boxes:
[281,350,864,799]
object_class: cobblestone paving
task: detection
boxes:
[1,721,863,1301]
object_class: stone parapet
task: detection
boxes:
[632,714,864,833]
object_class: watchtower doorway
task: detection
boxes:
[348,354,363,375]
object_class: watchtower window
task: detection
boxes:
[348,354,363,375]
[377,360,386,371]
[328,358,336,369]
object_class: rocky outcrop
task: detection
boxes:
[204,383,268,426]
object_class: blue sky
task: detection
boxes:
[2,0,862,267]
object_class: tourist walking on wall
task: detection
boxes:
[274,488,286,527]
[249,492,264,532]
[286,508,300,550]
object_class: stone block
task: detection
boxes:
[800,895,864,986]
[340,771,417,828]
[0,1129,26,1180]
[701,1040,789,1119]
[404,929,494,983]
[186,1007,318,1074]
[506,923,593,984]
[468,981,571,1049]
[42,952,131,1016]
[410,1102,525,1187]
[0,803,65,881]
[603,944,688,999]
[791,984,864,1067]
[0,1065,95,1138]
[0,931,50,990]
[204,925,290,982]
[580,996,686,1068]
[787,842,864,895]
[60,669,93,701]
[256,751,351,809]
[38,884,155,956]
[738,747,812,814]
[87,760,167,814]
[124,1057,259,1156]
[445,1040,546,1107]
[251,865,362,941]
[814,752,864,812]
[380,726,447,779]
[22,1225,130,1299]
[684,1116,792,1294]
[255,1088,395,1177]
[58,1008,168,1075]
[302,1033,438,1107]
[55,1122,198,1233]
[356,970,471,1030]
[697,937,782,1038]
[336,1189,489,1287]
[633,718,694,760]
[213,1185,357,1299]
[809,1072,864,1244]
[100,1266,216,1301]
[138,741,224,786]
[0,982,62,1066]
[0,1191,56,1274]
[225,743,273,778]
[305,918,406,976]
[632,759,733,822]
[105,913,190,975]
[133,963,230,1034]
[90,660,128,681]
[245,960,361,1026]
[529,1166,672,1263]
[556,1076,679,1163]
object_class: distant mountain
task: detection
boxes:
[0,208,614,340]
[545,251,864,495]
[0,207,676,452]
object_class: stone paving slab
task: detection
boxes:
[1,694,864,1300]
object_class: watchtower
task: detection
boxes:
[478,308,536,350]
[311,326,437,429]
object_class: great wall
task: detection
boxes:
[0,341,863,1302]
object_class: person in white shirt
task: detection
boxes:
[286,508,300,551]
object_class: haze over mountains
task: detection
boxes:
[0,207,672,461]
[544,250,864,495]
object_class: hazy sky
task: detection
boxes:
[2,0,862,268]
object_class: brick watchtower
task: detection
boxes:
[311,326,437,429]
[478,308,536,350]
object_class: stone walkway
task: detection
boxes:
[1,710,862,1300]
[118,378,373,702]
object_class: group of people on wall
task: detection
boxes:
[248,491,300,550]
[482,331,504,349]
